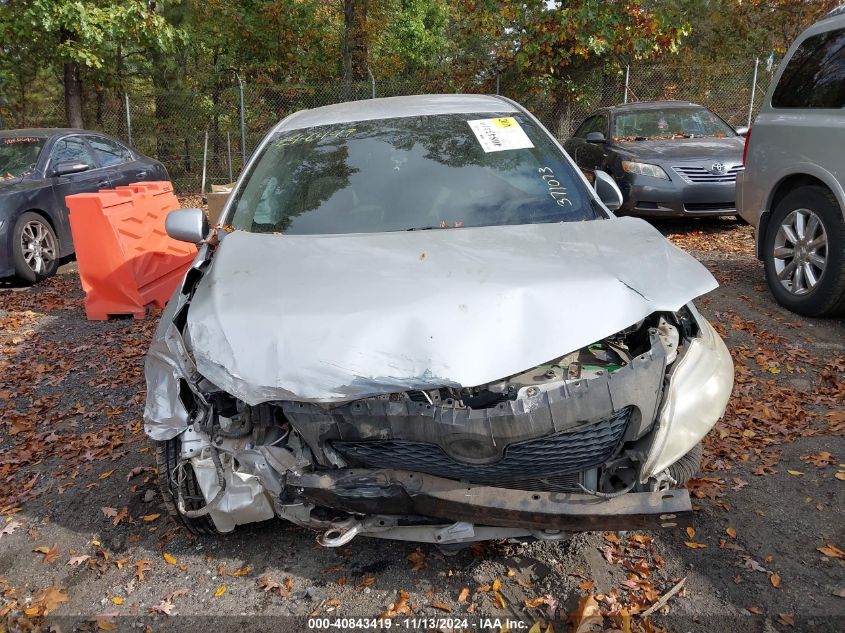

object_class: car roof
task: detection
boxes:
[277,94,518,131]
[0,128,91,138]
[605,101,703,114]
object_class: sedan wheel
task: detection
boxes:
[772,208,827,295]
[12,212,60,284]
[763,185,845,317]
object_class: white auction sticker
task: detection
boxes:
[467,117,534,153]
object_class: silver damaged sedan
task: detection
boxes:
[144,94,734,547]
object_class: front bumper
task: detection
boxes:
[621,175,738,217]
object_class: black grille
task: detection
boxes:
[333,408,630,489]
[684,201,736,212]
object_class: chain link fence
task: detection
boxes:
[1,58,777,193]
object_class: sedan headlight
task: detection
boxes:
[621,160,670,180]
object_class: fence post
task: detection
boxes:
[235,72,247,167]
[367,66,376,99]
[623,65,630,104]
[124,93,132,147]
[227,132,233,183]
[747,57,759,128]
[201,130,209,196]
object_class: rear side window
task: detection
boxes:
[51,137,96,169]
[772,27,845,108]
[87,136,132,166]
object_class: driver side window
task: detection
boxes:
[51,137,96,170]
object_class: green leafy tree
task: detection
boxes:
[0,0,180,127]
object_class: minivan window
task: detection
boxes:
[231,112,599,234]
[772,27,845,108]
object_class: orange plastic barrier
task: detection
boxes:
[66,181,197,320]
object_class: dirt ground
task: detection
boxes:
[1,217,843,633]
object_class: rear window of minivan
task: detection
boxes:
[772,26,845,109]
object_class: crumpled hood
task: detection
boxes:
[614,137,744,162]
[186,217,717,404]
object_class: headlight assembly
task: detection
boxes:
[621,160,670,180]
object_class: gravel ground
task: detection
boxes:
[1,217,843,633]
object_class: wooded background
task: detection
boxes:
[0,1,837,191]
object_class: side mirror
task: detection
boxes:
[585,131,606,144]
[734,126,749,137]
[166,208,209,243]
[53,160,90,176]
[593,170,623,211]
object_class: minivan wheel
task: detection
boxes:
[12,212,60,284]
[764,185,845,317]
[155,438,220,535]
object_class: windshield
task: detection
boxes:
[613,107,736,141]
[0,136,46,179]
[230,112,599,234]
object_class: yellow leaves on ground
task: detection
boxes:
[379,590,412,619]
[684,541,707,549]
[230,565,250,577]
[163,552,177,565]
[685,527,696,538]
[726,527,737,539]
[24,586,68,617]
[142,513,160,522]
[817,544,845,559]
[786,470,804,476]
[770,573,782,588]
[214,585,227,598]
[110,596,124,605]
[457,587,469,602]
[98,469,115,480]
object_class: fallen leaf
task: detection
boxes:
[359,576,376,587]
[380,590,412,619]
[31,586,68,616]
[337,576,346,587]
[134,559,152,581]
[430,600,451,612]
[457,587,469,602]
[685,527,696,538]
[569,594,602,633]
[99,469,115,480]
[835,471,845,481]
[142,514,160,522]
[230,565,250,577]
[833,588,845,598]
[786,470,803,476]
[126,466,146,481]
[579,580,594,591]
[163,552,177,565]
[68,555,90,566]
[0,520,22,539]
[777,613,795,627]
[726,527,737,539]
[149,600,175,615]
[747,606,763,615]
[684,541,707,549]
[214,585,227,598]
[492,578,502,592]
[817,544,845,559]
[525,596,549,608]
[34,543,60,563]
[95,617,117,631]
[493,590,506,609]
[770,573,781,588]
[407,548,427,571]
[111,597,124,605]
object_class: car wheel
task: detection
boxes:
[763,185,845,317]
[12,212,60,284]
[156,438,220,535]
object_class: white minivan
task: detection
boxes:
[737,7,845,317]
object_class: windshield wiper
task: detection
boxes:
[405,226,440,231]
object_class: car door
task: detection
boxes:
[85,135,148,187]
[563,116,596,167]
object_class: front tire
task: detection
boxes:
[12,212,60,284]
[763,185,845,317]
[156,438,220,535]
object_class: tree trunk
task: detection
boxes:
[64,60,84,128]
[341,0,369,100]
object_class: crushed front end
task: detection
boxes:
[144,252,733,545]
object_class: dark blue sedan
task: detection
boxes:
[0,129,168,283]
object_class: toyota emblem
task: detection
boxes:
[710,162,726,174]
